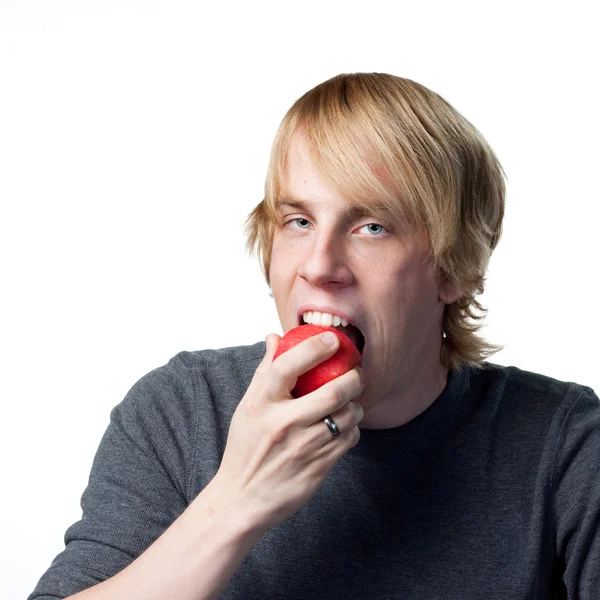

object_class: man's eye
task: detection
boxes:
[284,219,389,236]
[360,223,387,236]
[285,218,311,229]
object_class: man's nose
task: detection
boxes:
[297,233,353,288]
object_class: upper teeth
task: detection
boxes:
[302,311,349,327]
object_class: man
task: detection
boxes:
[29,73,599,599]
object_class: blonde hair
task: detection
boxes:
[244,72,506,372]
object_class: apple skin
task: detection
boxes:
[272,324,362,398]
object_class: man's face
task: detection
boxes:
[269,136,451,417]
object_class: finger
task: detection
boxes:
[301,399,364,451]
[330,399,365,433]
[255,334,282,375]
[267,331,341,395]
[296,367,364,426]
[313,424,361,462]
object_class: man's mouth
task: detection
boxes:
[298,314,366,355]
[334,323,366,355]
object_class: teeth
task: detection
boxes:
[302,311,350,327]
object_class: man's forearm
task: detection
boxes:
[67,474,264,600]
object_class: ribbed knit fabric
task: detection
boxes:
[28,341,600,599]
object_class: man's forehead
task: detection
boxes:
[274,194,392,219]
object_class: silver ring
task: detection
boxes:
[323,415,340,437]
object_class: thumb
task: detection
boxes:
[258,333,281,370]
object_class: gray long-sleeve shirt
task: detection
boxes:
[29,341,600,599]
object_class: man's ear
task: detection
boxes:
[437,271,463,305]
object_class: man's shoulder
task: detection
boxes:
[474,361,598,418]
[168,340,267,376]
[150,340,268,401]
[118,340,266,416]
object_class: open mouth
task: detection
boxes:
[299,317,365,355]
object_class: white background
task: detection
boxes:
[1,1,598,597]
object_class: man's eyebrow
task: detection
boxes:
[275,198,307,211]
[275,197,392,219]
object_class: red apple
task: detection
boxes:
[272,324,362,397]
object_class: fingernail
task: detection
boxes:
[321,332,338,346]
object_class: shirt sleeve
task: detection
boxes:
[27,356,197,599]
[551,383,600,599]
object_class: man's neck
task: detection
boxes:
[359,344,449,430]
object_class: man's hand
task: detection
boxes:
[215,332,365,534]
